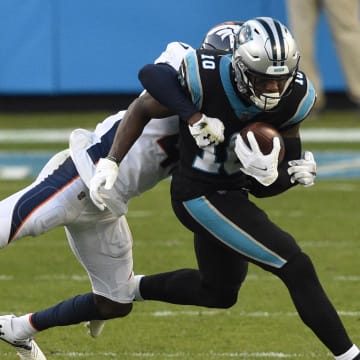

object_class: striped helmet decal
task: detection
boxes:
[256,17,285,66]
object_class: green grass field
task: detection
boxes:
[0,110,359,359]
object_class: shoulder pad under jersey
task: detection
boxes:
[154,42,194,70]
[279,71,316,129]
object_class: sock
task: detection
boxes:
[335,345,360,360]
[30,293,105,331]
[134,275,145,301]
[11,314,38,340]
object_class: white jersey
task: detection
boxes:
[0,41,194,304]
[70,111,179,215]
[70,42,194,216]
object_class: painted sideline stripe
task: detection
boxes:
[300,128,360,142]
[0,129,73,143]
[0,128,359,143]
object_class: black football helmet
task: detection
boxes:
[201,21,243,52]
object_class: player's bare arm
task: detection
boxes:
[108,93,173,164]
[89,92,176,210]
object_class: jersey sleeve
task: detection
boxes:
[178,50,203,109]
[138,47,200,122]
[279,72,316,129]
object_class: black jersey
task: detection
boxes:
[171,49,316,200]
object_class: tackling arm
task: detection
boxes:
[89,93,173,210]
[107,93,171,164]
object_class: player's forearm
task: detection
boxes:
[107,98,150,164]
[249,166,296,197]
[108,94,173,164]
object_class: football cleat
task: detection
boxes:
[85,320,105,338]
[0,315,46,360]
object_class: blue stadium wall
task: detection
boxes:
[0,0,346,95]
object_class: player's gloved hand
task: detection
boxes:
[287,151,316,187]
[235,131,280,186]
[89,157,119,211]
[188,114,225,148]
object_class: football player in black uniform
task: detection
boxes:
[90,17,359,359]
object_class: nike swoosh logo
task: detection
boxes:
[252,166,268,171]
[179,42,189,50]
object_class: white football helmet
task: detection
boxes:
[232,17,300,111]
[201,21,243,52]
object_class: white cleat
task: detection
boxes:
[0,315,46,360]
[85,320,105,338]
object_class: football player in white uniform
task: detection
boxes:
[0,46,193,360]
[0,22,243,360]
[0,112,181,360]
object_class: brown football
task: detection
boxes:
[240,122,285,163]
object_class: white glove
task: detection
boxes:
[235,131,280,186]
[89,157,119,211]
[188,114,225,148]
[287,151,316,187]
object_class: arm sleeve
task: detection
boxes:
[249,137,301,198]
[138,63,199,122]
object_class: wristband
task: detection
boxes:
[105,155,120,165]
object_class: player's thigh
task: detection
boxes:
[194,233,248,289]
[0,158,85,247]
[174,190,301,269]
[65,215,135,303]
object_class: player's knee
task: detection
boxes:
[215,291,238,309]
[0,216,12,248]
[94,294,133,319]
[204,286,239,309]
[203,263,247,309]
[275,251,316,284]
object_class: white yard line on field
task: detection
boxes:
[151,309,360,318]
[1,273,359,283]
[26,350,323,358]
[318,157,360,175]
[334,275,360,281]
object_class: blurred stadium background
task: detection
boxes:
[0,0,356,110]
